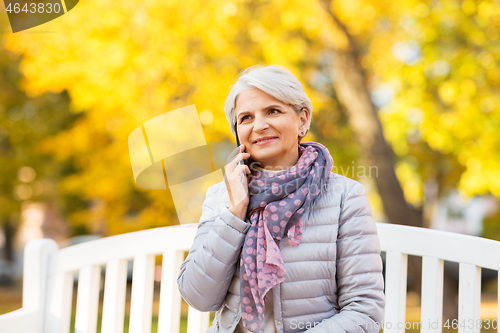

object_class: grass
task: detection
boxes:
[67,313,216,333]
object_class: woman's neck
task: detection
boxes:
[251,146,301,172]
[253,164,291,174]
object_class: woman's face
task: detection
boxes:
[234,88,309,170]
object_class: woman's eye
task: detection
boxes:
[270,108,281,114]
[240,115,250,122]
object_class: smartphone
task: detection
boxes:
[235,122,245,167]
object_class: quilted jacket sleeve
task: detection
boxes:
[306,180,385,333]
[177,184,251,312]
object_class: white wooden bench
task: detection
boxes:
[0,223,499,333]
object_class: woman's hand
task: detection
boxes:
[224,144,251,221]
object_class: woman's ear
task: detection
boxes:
[299,108,310,130]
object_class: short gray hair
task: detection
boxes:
[224,64,313,141]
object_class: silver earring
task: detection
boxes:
[300,132,304,136]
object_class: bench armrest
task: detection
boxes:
[0,239,59,333]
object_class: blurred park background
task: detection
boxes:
[1,0,500,331]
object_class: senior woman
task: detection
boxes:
[177,65,385,333]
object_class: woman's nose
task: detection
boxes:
[253,115,269,132]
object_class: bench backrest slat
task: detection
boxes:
[74,265,101,333]
[101,259,128,333]
[158,250,184,333]
[187,305,210,333]
[458,263,482,333]
[128,254,156,333]
[421,256,444,333]
[44,271,73,333]
[383,251,408,333]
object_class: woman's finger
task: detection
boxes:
[225,145,242,172]
[226,145,245,165]
[226,152,250,175]
[225,162,250,208]
[232,164,249,179]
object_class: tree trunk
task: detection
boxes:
[2,222,14,263]
[318,0,458,321]
[0,222,15,285]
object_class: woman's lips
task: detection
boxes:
[254,137,277,145]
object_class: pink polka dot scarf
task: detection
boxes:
[238,141,333,332]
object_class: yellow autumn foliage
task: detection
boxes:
[1,0,499,235]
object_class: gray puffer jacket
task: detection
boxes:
[177,172,385,333]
